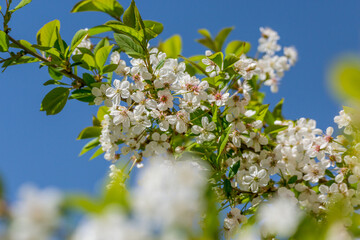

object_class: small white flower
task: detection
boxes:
[91,84,112,107]
[191,117,216,144]
[157,90,174,111]
[334,110,352,134]
[106,79,130,106]
[242,166,269,193]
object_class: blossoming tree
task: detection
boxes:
[0,0,360,239]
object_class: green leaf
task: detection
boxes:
[105,22,144,43]
[69,89,95,102]
[103,64,118,73]
[70,29,88,54]
[143,20,163,40]
[54,27,65,54]
[229,161,240,179]
[264,124,288,135]
[75,47,94,56]
[196,28,217,52]
[77,126,102,140]
[93,115,101,127]
[71,0,124,21]
[36,19,60,47]
[223,54,239,70]
[325,169,335,179]
[97,106,109,121]
[264,110,275,126]
[43,80,69,86]
[224,179,232,198]
[79,138,100,156]
[114,33,145,58]
[214,27,233,52]
[48,67,63,80]
[0,31,9,52]
[88,25,112,36]
[95,45,113,70]
[208,52,223,69]
[63,194,103,213]
[10,0,32,12]
[288,175,298,184]
[123,0,144,31]
[9,56,39,66]
[198,28,212,39]
[82,53,96,69]
[257,105,269,122]
[90,147,104,160]
[40,87,70,115]
[158,35,181,59]
[83,73,96,85]
[216,126,232,163]
[94,38,110,54]
[273,98,284,120]
[225,40,251,56]
[71,0,99,12]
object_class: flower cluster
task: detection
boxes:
[81,27,360,238]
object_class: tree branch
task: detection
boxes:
[7,34,86,87]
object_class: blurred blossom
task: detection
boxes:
[326,222,352,240]
[72,207,151,240]
[133,155,209,230]
[8,185,62,240]
[258,196,303,238]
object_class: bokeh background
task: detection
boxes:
[1,0,360,201]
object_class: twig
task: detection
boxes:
[6,34,86,87]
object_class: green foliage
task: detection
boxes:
[216,125,232,163]
[143,20,163,40]
[208,52,223,70]
[158,35,182,58]
[69,89,95,102]
[225,40,251,56]
[43,80,69,86]
[10,0,32,13]
[79,138,100,156]
[114,33,145,58]
[0,30,9,52]
[71,0,124,21]
[90,147,104,160]
[77,127,102,140]
[105,21,144,43]
[214,27,233,52]
[197,28,216,51]
[36,19,61,47]
[70,29,88,54]
[97,106,109,121]
[330,56,360,104]
[272,98,284,120]
[223,54,239,70]
[40,87,70,115]
[197,27,234,52]
[123,0,144,31]
[95,45,113,71]
[264,124,287,135]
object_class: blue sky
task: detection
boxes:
[0,0,360,201]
